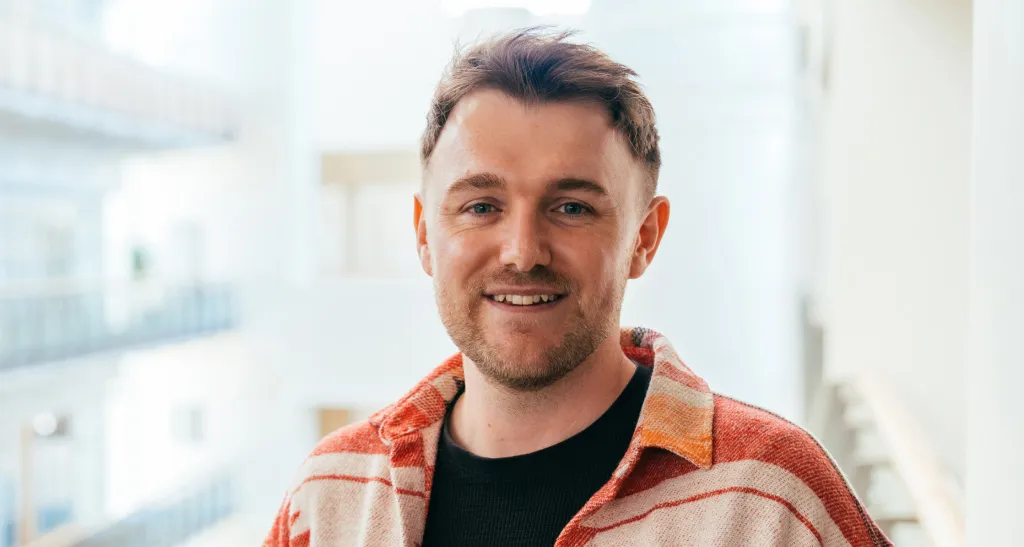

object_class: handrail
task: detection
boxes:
[21,524,88,547]
[810,370,965,546]
[0,280,237,371]
[10,474,234,547]
[70,474,235,547]
[852,370,965,547]
[0,277,222,297]
[802,292,963,545]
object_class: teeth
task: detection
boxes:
[490,294,560,305]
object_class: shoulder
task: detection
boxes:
[713,393,829,466]
[710,395,891,546]
[282,419,389,494]
[265,419,393,546]
[309,419,388,458]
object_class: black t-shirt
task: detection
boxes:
[421,364,652,547]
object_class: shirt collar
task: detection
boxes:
[371,327,714,470]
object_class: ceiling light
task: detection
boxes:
[33,413,59,437]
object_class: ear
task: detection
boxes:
[413,193,433,277]
[628,196,670,279]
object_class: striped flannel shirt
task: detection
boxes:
[265,327,892,546]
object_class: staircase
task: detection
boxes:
[810,376,965,546]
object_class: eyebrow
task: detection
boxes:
[444,173,609,197]
[445,172,507,196]
[552,178,609,197]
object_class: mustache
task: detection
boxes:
[484,267,575,292]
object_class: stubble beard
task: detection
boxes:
[435,268,627,392]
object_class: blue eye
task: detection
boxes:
[558,202,588,216]
[471,203,495,215]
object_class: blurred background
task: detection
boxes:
[2,0,1012,545]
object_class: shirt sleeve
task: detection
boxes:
[263,493,296,547]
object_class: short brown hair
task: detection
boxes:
[421,28,662,199]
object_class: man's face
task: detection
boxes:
[415,89,665,391]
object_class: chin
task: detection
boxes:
[488,337,551,361]
[491,319,561,338]
[488,329,560,354]
[479,357,577,392]
[473,338,580,391]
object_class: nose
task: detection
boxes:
[498,208,551,272]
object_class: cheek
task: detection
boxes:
[552,233,627,285]
[431,229,492,286]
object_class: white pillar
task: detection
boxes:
[821,0,971,473]
[967,1,1024,544]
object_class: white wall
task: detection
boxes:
[820,0,971,478]
[242,279,456,408]
[317,181,424,277]
[103,333,290,517]
[968,0,1024,542]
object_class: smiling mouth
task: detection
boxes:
[485,293,565,306]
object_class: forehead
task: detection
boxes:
[425,89,640,198]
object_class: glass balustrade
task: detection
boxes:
[0,281,237,371]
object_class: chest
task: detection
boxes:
[300,470,834,547]
[420,472,607,546]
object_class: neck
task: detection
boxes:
[449,334,636,459]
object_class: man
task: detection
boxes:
[265,29,891,547]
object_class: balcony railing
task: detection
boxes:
[0,6,236,148]
[12,474,235,547]
[70,474,234,547]
[0,280,237,371]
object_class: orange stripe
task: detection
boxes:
[299,474,427,498]
[589,486,824,545]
